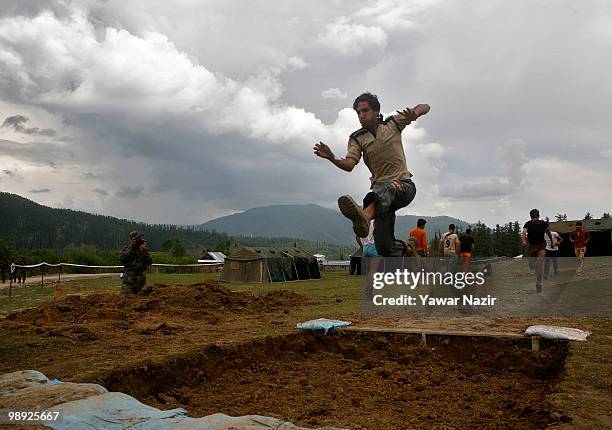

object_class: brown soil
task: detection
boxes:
[0,281,309,381]
[101,331,568,430]
[0,280,572,429]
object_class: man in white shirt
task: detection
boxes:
[544,230,562,278]
[440,224,460,256]
[440,224,460,272]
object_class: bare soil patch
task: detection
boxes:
[101,331,568,430]
[0,281,309,381]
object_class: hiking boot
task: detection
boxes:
[338,195,369,237]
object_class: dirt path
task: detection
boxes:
[0,272,119,289]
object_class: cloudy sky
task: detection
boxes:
[1,0,611,227]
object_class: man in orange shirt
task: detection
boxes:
[569,221,591,274]
[409,218,428,257]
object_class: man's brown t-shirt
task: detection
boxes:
[346,114,413,184]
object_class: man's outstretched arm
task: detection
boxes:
[394,104,431,127]
[313,141,357,172]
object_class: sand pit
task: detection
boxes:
[100,331,568,430]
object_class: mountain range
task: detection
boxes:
[198,204,471,245]
[1,193,471,254]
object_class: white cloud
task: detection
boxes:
[321,88,347,99]
[416,142,444,159]
[316,18,388,57]
[287,56,308,70]
[355,0,443,31]
[0,11,335,152]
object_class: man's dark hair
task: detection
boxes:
[529,208,539,218]
[417,218,427,227]
[448,224,455,230]
[466,228,472,234]
[576,221,583,226]
[353,92,380,112]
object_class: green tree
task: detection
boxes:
[172,239,186,258]
[584,212,592,220]
[603,212,611,219]
[161,239,172,253]
[0,240,11,265]
[555,213,567,221]
[214,239,232,255]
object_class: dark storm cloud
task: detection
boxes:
[0,139,74,165]
[92,188,109,196]
[0,0,610,224]
[2,115,57,137]
[1,168,22,180]
[116,185,145,199]
[0,0,70,19]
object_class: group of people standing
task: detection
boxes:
[0,256,27,285]
[406,220,475,272]
[353,218,476,272]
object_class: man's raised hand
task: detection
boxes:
[397,104,430,122]
[314,141,334,160]
[396,107,418,122]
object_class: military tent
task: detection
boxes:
[278,247,321,280]
[220,247,295,283]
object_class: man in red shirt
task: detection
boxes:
[569,221,591,274]
[409,218,428,257]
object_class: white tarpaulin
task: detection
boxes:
[0,370,345,430]
[525,325,591,341]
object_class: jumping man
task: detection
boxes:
[314,92,430,257]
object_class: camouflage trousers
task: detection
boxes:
[364,179,417,257]
[120,271,147,295]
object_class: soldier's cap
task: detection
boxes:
[129,231,140,240]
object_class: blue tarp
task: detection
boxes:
[296,318,351,335]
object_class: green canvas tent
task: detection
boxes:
[279,247,321,280]
[220,246,294,283]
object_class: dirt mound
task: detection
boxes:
[4,281,308,327]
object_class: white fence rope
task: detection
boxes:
[12,262,222,270]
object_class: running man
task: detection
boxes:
[314,92,430,257]
[569,221,590,274]
[521,209,553,292]
[544,229,562,278]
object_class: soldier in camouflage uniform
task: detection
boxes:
[120,231,152,294]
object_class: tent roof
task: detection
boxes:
[278,247,316,258]
[226,246,290,261]
[549,218,612,233]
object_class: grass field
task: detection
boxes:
[0,271,363,320]
[1,265,611,427]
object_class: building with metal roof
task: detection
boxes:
[548,218,612,256]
